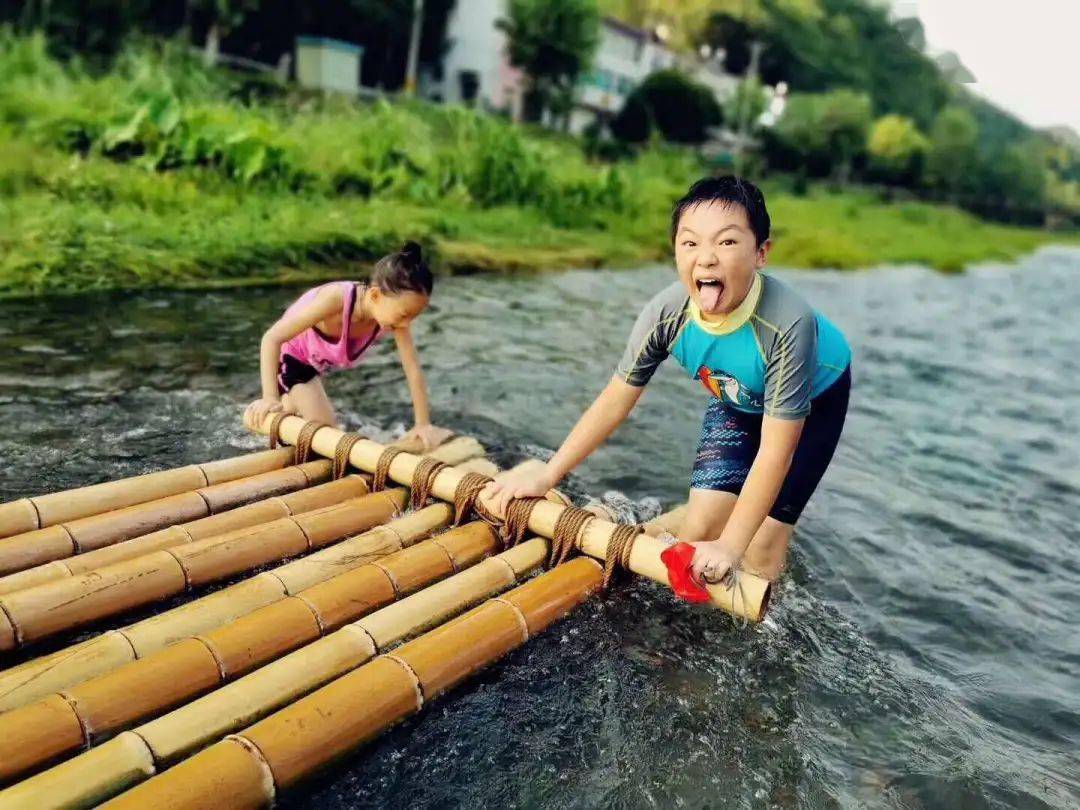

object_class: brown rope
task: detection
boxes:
[452,472,493,526]
[373,447,404,492]
[548,506,594,569]
[503,497,542,550]
[603,523,641,591]
[409,457,447,511]
[332,432,365,480]
[268,411,287,451]
[293,421,324,465]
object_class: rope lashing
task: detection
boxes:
[451,472,493,526]
[548,506,594,569]
[372,447,404,492]
[602,522,641,591]
[293,421,324,465]
[267,411,288,451]
[409,457,447,511]
[332,432,365,480]
[502,497,542,550]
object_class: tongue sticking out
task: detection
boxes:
[698,281,723,313]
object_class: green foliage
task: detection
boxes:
[771,89,871,179]
[498,0,601,122]
[866,114,927,184]
[611,70,722,145]
[924,105,978,195]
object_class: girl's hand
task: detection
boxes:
[690,541,741,585]
[404,423,454,452]
[482,465,556,519]
[245,397,284,429]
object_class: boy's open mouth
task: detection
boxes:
[696,277,724,312]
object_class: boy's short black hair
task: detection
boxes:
[670,176,771,247]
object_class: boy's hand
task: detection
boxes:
[690,541,740,585]
[245,397,284,429]
[403,423,454,452]
[482,465,557,519]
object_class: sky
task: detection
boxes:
[897,0,1077,133]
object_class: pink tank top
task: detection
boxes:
[279,281,384,374]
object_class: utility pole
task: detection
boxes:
[404,0,425,96]
[735,40,763,174]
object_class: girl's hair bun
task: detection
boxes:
[401,241,423,264]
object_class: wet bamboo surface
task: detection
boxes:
[0,507,684,806]
[0,448,297,541]
[0,445,489,712]
[247,414,771,621]
[0,538,551,808]
[0,489,405,651]
[99,558,605,810]
[0,451,318,578]
[0,471,361,597]
[0,521,501,784]
[0,438,487,651]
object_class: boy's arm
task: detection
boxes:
[485,377,645,516]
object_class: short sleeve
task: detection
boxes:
[615,302,671,387]
[764,314,817,419]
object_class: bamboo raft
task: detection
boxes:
[0,416,771,808]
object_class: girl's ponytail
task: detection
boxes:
[371,241,434,296]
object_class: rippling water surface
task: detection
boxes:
[0,248,1077,808]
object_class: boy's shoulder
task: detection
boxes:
[640,280,690,321]
[755,272,816,332]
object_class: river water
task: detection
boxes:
[0,248,1077,808]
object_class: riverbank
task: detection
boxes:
[1,34,1075,297]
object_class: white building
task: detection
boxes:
[568,17,678,134]
[438,3,746,135]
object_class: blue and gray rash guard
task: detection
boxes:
[615,273,851,419]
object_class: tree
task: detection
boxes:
[924,105,978,198]
[611,69,721,144]
[190,0,258,63]
[498,0,600,124]
[866,114,927,186]
[771,89,870,180]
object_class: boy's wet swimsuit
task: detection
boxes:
[277,281,384,394]
[616,272,852,523]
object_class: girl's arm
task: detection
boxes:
[690,415,803,578]
[246,287,342,424]
[485,377,646,516]
[393,326,451,449]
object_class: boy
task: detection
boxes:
[485,177,851,586]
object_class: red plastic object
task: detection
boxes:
[660,542,711,603]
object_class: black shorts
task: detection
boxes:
[277,354,319,395]
[689,366,851,524]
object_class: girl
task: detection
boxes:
[245,241,451,450]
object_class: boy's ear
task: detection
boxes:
[756,239,772,267]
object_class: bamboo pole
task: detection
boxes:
[0,506,686,807]
[246,414,771,621]
[0,448,489,712]
[0,522,500,784]
[0,490,405,650]
[98,558,604,809]
[0,448,297,541]
[0,458,328,577]
[0,469,369,596]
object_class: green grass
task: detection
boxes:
[0,32,1074,298]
